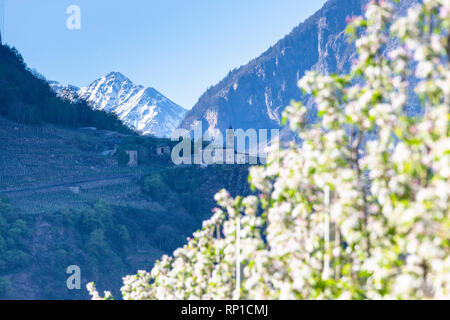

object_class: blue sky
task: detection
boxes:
[3,0,327,108]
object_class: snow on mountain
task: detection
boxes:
[48,81,81,103]
[50,72,187,137]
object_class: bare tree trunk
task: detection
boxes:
[447,34,450,60]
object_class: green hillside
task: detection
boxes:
[0,44,131,132]
[0,45,251,299]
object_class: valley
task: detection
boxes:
[0,115,250,299]
[0,0,422,300]
[0,39,252,299]
[0,0,444,302]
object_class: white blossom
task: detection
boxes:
[90,0,450,301]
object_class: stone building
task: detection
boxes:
[156,146,171,156]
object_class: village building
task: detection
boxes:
[156,145,171,156]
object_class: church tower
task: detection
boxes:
[226,125,235,164]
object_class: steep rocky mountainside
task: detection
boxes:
[179,0,364,136]
[50,73,187,138]
[179,0,417,138]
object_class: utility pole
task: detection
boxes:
[234,212,241,300]
[0,0,4,44]
[323,185,331,281]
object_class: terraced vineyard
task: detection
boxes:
[0,116,155,214]
[0,116,250,299]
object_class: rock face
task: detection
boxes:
[179,0,417,138]
[179,0,365,136]
[50,73,187,138]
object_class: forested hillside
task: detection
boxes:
[0,43,252,299]
[0,114,249,299]
[0,44,130,133]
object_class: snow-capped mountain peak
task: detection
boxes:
[50,73,187,137]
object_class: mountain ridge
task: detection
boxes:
[50,72,187,138]
[179,0,364,136]
[179,0,417,138]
